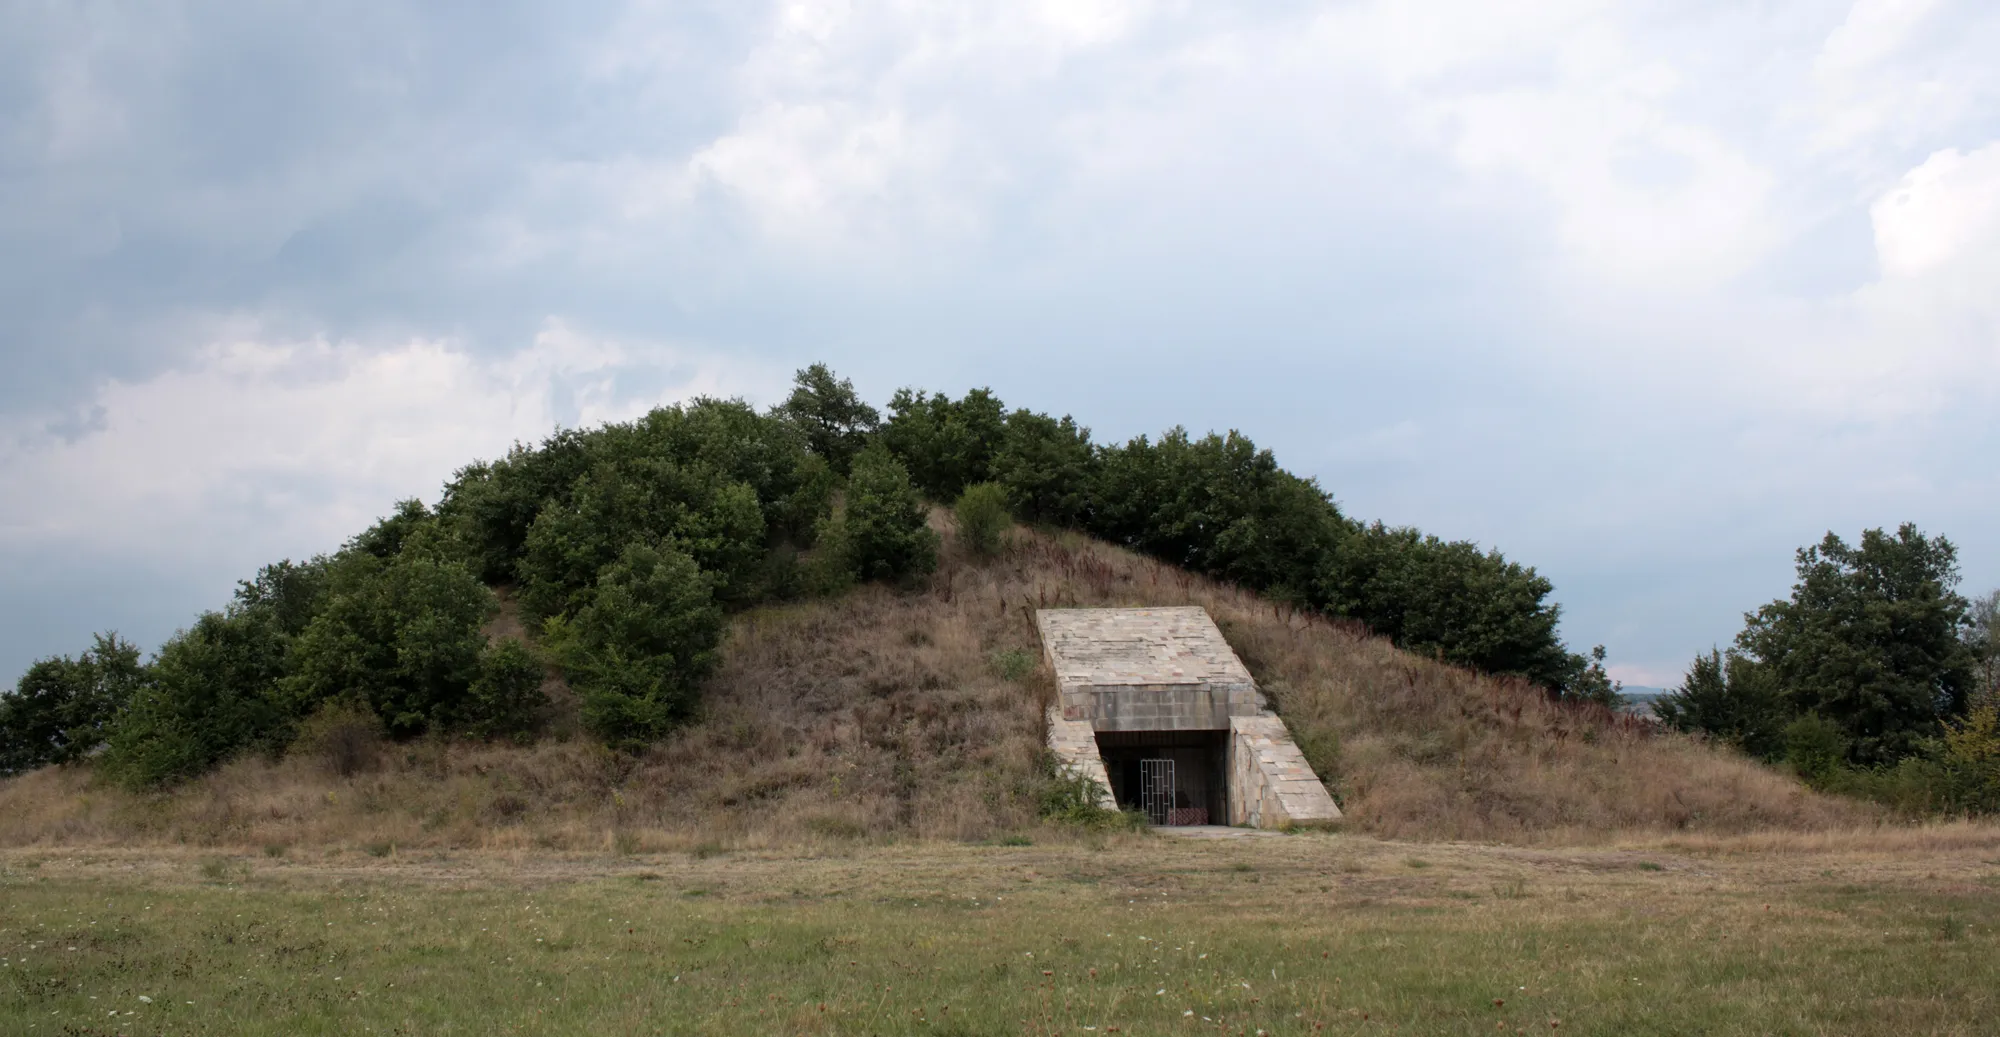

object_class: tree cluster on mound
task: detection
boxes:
[4,365,1616,786]
[1657,524,2000,814]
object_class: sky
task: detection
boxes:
[3,0,1998,688]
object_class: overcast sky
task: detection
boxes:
[4,0,1998,687]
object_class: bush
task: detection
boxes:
[547,542,724,750]
[464,638,547,741]
[1034,755,1142,830]
[953,482,1011,557]
[800,513,858,597]
[1656,649,1788,761]
[1784,713,1850,786]
[843,446,938,584]
[1320,522,1574,690]
[281,551,494,737]
[289,699,385,777]
[879,387,1007,501]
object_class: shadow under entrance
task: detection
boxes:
[1095,729,1227,826]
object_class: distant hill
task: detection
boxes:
[1617,686,1669,718]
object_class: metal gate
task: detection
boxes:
[1139,758,1175,826]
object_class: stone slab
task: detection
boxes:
[1045,706,1118,810]
[1226,714,1343,828]
[1038,608,1267,730]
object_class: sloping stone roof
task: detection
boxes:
[1035,606,1253,691]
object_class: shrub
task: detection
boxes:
[1656,649,1788,761]
[289,699,385,777]
[281,552,494,737]
[843,446,938,584]
[800,512,858,597]
[547,542,723,750]
[953,482,1011,558]
[991,648,1035,682]
[1034,757,1139,830]
[879,387,1007,500]
[1784,714,1850,786]
[464,638,547,741]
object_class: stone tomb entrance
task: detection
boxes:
[1096,729,1227,825]
[1036,606,1341,829]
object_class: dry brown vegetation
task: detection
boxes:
[0,516,1889,850]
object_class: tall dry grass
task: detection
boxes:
[0,515,1889,849]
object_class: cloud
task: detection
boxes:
[1871,143,2000,280]
[0,319,781,571]
[3,0,2000,688]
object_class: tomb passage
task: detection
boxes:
[1036,606,1340,828]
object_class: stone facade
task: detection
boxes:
[1044,706,1118,810]
[1226,715,1342,828]
[1036,607,1267,731]
[1036,606,1342,829]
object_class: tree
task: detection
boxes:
[0,633,146,775]
[991,410,1098,527]
[842,445,939,584]
[545,542,724,749]
[1319,523,1575,691]
[1654,649,1787,759]
[1563,645,1623,708]
[879,387,1007,500]
[1737,524,1976,765]
[280,551,495,737]
[464,638,547,741]
[953,482,1011,558]
[776,363,880,476]
[101,610,292,788]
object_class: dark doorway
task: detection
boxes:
[1096,729,1227,825]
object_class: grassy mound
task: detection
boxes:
[0,519,1869,849]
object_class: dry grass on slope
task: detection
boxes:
[998,530,1873,842]
[0,518,1877,850]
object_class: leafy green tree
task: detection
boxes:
[464,638,546,741]
[280,551,495,737]
[435,428,599,583]
[1319,523,1575,690]
[348,499,436,560]
[953,482,1011,558]
[879,387,1007,500]
[843,445,939,584]
[546,542,724,749]
[233,558,333,638]
[101,610,292,788]
[1655,649,1787,759]
[1939,699,2000,812]
[991,410,1098,527]
[440,398,826,588]
[0,633,146,775]
[775,363,880,476]
[1563,645,1623,708]
[1737,524,1975,765]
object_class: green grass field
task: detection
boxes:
[4,831,1997,1036]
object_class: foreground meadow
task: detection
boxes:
[4,827,1998,1036]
